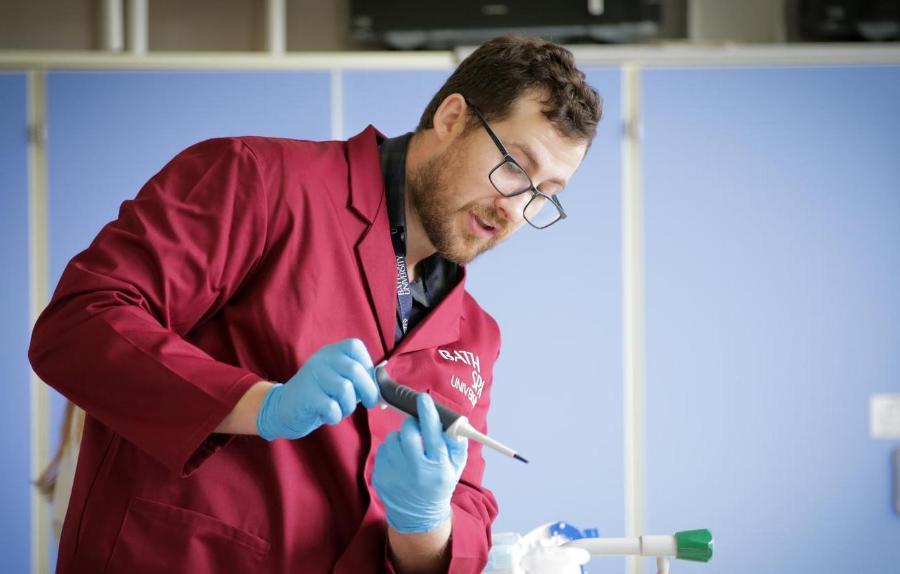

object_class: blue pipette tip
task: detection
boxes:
[514,454,529,464]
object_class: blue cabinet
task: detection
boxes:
[642,66,900,574]
[468,68,625,550]
[46,71,332,291]
[341,69,451,138]
[343,67,626,545]
[43,69,333,571]
[0,71,32,574]
[15,61,899,574]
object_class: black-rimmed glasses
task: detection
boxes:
[467,103,567,229]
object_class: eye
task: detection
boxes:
[500,162,521,176]
[538,184,563,196]
[529,194,548,207]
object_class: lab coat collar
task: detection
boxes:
[391,266,466,357]
[347,125,465,356]
[347,125,387,224]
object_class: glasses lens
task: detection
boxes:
[489,160,532,197]
[524,194,562,229]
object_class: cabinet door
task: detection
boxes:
[344,67,624,568]
[341,69,451,138]
[44,70,332,569]
[46,70,331,290]
[642,66,900,574]
[465,68,624,556]
[0,71,31,574]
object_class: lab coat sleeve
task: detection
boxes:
[28,138,269,476]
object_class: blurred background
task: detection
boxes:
[1,1,899,573]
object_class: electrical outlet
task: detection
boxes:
[870,394,900,439]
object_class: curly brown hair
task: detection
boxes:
[417,35,602,144]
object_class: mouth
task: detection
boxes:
[468,212,497,239]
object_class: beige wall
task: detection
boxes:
[0,0,374,51]
[0,0,98,50]
[147,0,263,51]
[0,0,701,52]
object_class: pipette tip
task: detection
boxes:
[513,454,529,464]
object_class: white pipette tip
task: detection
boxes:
[449,417,529,464]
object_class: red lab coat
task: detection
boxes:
[28,127,501,573]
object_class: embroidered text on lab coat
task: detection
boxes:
[438,348,485,408]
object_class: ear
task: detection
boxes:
[431,93,468,143]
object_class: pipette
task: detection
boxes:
[375,363,528,463]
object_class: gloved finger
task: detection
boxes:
[398,416,424,460]
[388,433,407,465]
[376,431,401,465]
[372,435,393,483]
[307,391,343,425]
[340,339,380,408]
[338,338,375,371]
[417,393,448,462]
[445,433,469,470]
[318,375,358,418]
[330,354,380,409]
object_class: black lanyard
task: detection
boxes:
[391,226,413,337]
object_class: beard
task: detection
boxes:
[407,142,509,265]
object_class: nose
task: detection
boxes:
[494,192,529,226]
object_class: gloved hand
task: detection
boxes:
[256,338,380,440]
[372,392,469,533]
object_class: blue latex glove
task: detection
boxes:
[256,338,380,440]
[372,392,469,533]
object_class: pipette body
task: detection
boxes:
[375,363,528,463]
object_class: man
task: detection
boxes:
[29,35,601,573]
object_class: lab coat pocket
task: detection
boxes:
[105,497,270,573]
